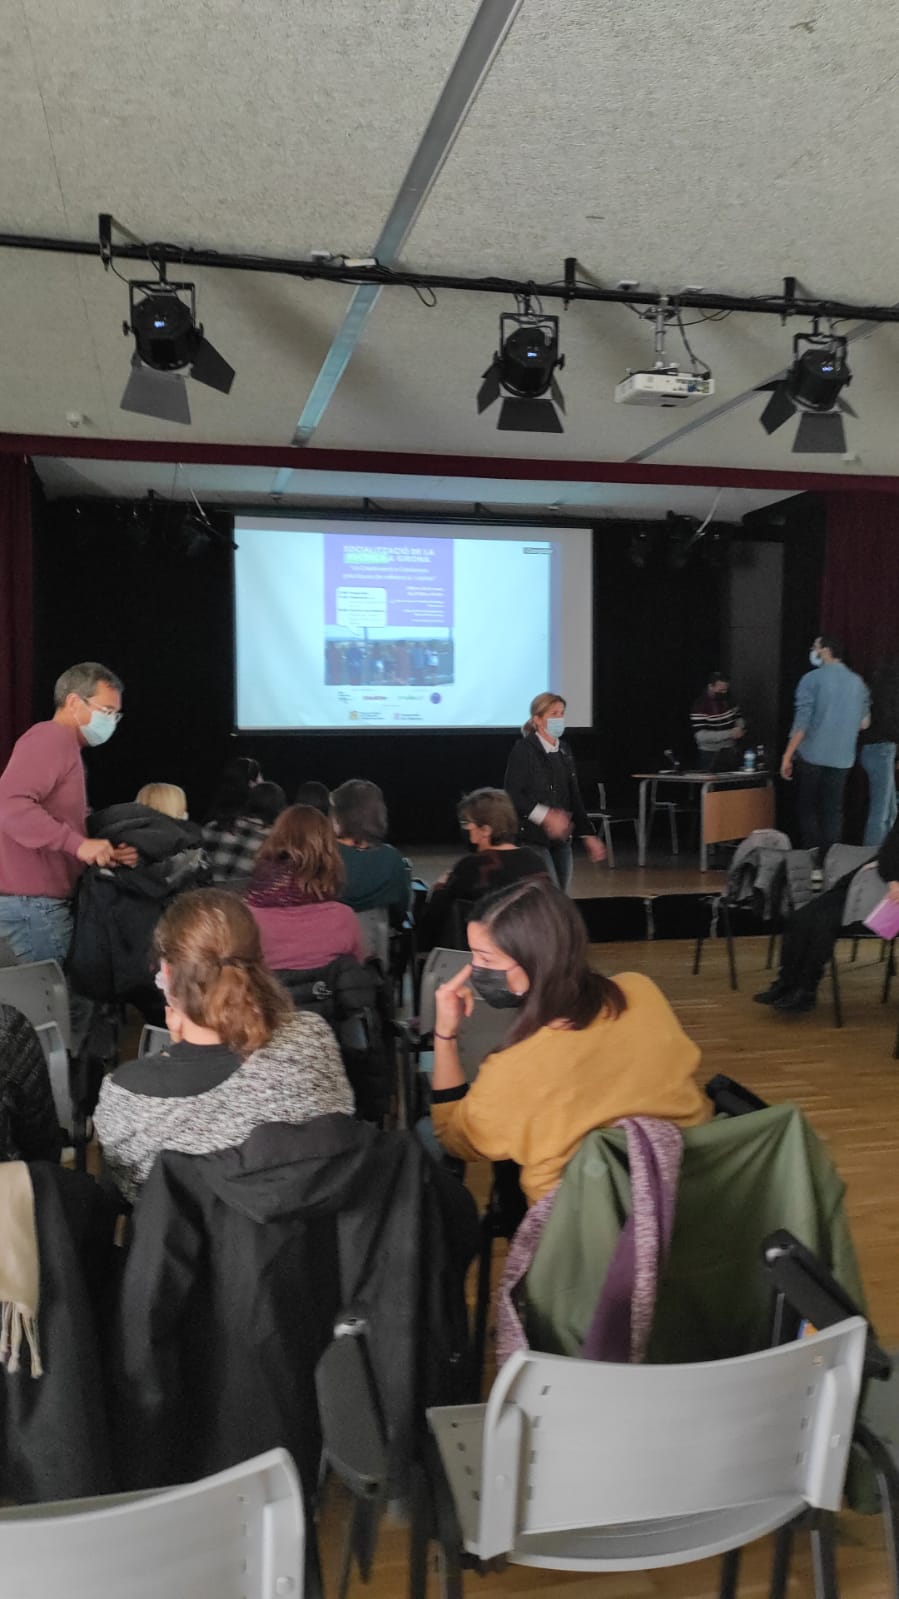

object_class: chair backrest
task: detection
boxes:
[356,907,390,968]
[138,1024,172,1057]
[0,959,71,1051]
[418,947,512,1082]
[0,1448,304,1599]
[596,782,608,811]
[823,843,877,893]
[467,1326,865,1558]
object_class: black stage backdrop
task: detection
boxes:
[31,496,824,844]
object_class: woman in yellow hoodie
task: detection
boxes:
[431,877,709,1205]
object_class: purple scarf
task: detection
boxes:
[245,861,332,910]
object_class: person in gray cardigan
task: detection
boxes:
[754,815,899,1014]
[94,888,352,1203]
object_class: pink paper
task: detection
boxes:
[863,895,899,940]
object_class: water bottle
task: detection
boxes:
[743,748,757,772]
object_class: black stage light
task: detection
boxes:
[121,278,235,426]
[757,332,854,454]
[477,312,565,433]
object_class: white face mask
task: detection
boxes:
[809,649,823,668]
[545,716,566,739]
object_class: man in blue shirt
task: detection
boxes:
[780,634,870,854]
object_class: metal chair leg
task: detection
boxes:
[854,1420,899,1599]
[882,939,897,1003]
[830,957,843,1028]
[809,1511,839,1599]
[717,1546,741,1599]
[720,902,738,991]
[693,931,704,976]
[602,817,615,869]
[766,929,778,970]
[768,1518,795,1599]
[669,805,679,855]
[471,1209,495,1401]
[851,936,860,963]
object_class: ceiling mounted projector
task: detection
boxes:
[756,331,854,454]
[120,275,235,426]
[615,368,715,407]
[477,310,566,433]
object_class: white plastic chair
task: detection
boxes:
[585,782,640,869]
[138,1023,173,1057]
[426,1322,866,1585]
[0,1448,304,1599]
[0,959,73,1133]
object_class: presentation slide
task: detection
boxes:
[233,517,593,731]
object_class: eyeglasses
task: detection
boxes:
[80,696,122,724]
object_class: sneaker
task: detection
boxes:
[753,979,793,1005]
[772,988,817,1014]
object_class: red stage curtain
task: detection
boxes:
[821,492,899,676]
[0,455,34,766]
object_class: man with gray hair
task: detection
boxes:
[0,662,130,967]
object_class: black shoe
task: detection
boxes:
[753,978,793,1005]
[772,988,817,1014]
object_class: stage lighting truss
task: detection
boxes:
[477,308,566,433]
[756,329,855,454]
[120,273,235,426]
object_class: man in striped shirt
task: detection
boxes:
[690,670,745,771]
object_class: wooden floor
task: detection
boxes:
[320,934,899,1598]
[408,845,726,900]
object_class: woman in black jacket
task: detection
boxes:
[503,692,606,891]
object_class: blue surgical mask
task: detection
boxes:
[546,716,566,739]
[82,710,118,747]
[809,650,823,668]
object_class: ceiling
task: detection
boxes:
[32,457,796,521]
[4,0,899,478]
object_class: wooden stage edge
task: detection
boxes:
[405,844,726,900]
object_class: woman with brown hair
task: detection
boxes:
[503,692,606,892]
[430,877,707,1205]
[417,787,548,951]
[330,779,410,923]
[94,889,353,1201]
[246,804,363,971]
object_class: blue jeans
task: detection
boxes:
[0,894,73,965]
[538,841,574,894]
[861,743,898,847]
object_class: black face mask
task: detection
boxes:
[469,965,525,1009]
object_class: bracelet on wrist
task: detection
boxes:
[434,1030,459,1041]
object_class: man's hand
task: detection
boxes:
[76,837,116,867]
[543,807,572,841]
[732,722,745,740]
[112,844,139,868]
[583,835,607,864]
[780,755,793,782]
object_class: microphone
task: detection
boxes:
[663,748,681,771]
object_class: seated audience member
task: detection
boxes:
[201,757,273,884]
[430,877,709,1205]
[754,809,899,1014]
[245,780,287,826]
[417,787,548,950]
[331,779,410,924]
[0,1003,62,1162]
[68,782,209,1020]
[295,779,331,816]
[690,669,745,771]
[94,890,353,1203]
[246,804,364,970]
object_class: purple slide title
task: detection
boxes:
[324,534,453,629]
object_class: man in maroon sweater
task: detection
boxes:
[0,662,129,967]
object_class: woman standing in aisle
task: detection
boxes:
[503,692,606,892]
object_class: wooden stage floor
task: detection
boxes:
[320,933,899,1599]
[407,844,726,900]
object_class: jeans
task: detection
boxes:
[538,841,574,894]
[796,760,848,855]
[0,894,73,965]
[861,742,898,847]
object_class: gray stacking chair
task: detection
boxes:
[0,1448,304,1599]
[0,958,72,1134]
[137,1022,173,1057]
[424,1322,866,1597]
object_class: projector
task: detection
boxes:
[614,368,715,407]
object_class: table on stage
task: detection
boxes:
[632,769,775,871]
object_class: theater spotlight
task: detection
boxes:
[120,274,235,426]
[756,331,854,454]
[477,311,565,433]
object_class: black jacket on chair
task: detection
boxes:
[0,1005,62,1164]
[69,804,209,1006]
[503,733,595,847]
[275,957,394,1124]
[0,1164,117,1503]
[111,1115,478,1504]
